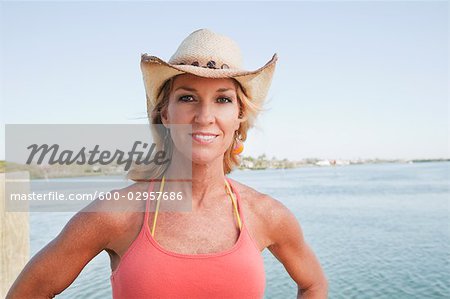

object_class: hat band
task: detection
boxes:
[176,59,230,70]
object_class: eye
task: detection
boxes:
[178,95,195,102]
[216,97,233,104]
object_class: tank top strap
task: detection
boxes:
[225,177,245,228]
[142,179,155,231]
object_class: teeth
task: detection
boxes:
[192,134,216,141]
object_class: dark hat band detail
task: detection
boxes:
[177,60,230,70]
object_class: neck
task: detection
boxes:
[163,148,228,209]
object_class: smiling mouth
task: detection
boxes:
[189,133,219,144]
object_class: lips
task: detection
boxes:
[189,132,219,144]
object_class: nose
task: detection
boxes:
[194,102,215,125]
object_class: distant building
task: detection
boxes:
[316,160,331,166]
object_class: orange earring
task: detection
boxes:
[232,133,244,155]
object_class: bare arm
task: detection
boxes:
[6,200,120,299]
[265,198,328,298]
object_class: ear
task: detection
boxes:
[234,120,240,131]
[234,109,246,131]
[160,107,169,128]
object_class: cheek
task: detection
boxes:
[217,103,240,120]
[217,106,240,131]
[217,112,240,140]
[167,104,191,123]
[221,107,241,128]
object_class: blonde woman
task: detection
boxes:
[7,29,328,299]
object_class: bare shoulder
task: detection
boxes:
[228,178,291,221]
[228,178,295,250]
[76,182,149,251]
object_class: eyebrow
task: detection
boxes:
[174,86,234,92]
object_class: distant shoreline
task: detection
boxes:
[1,158,448,179]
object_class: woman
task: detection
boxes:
[7,29,328,298]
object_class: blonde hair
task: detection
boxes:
[127,74,262,181]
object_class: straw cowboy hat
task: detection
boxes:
[140,28,278,115]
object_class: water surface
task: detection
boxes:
[30,162,450,298]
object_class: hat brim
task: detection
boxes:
[140,53,278,115]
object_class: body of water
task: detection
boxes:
[30,162,450,298]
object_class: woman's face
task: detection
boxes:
[162,74,242,165]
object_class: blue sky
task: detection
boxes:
[1,1,448,161]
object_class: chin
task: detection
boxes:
[190,149,222,165]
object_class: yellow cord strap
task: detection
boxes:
[151,176,242,237]
[151,175,166,237]
[225,179,242,231]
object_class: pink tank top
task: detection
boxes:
[110,177,266,298]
